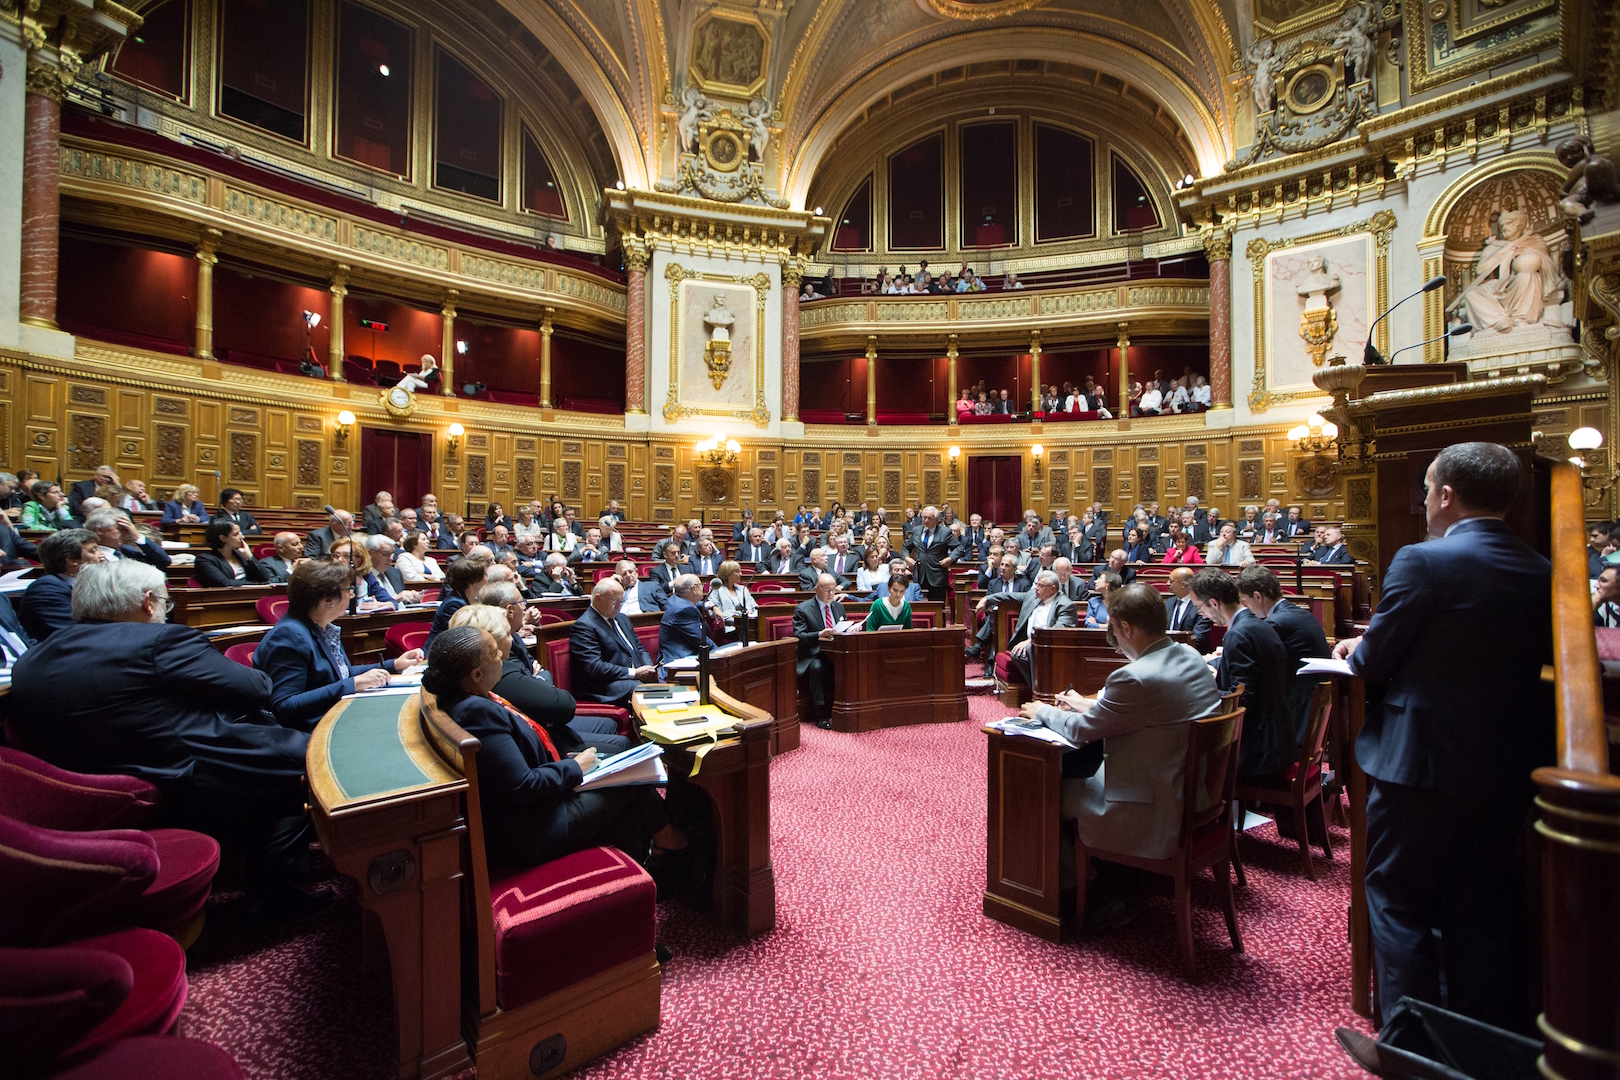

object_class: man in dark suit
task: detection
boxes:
[419,505,457,551]
[649,546,690,597]
[730,510,755,545]
[216,488,262,536]
[613,560,666,615]
[651,524,691,563]
[825,536,861,582]
[0,510,38,566]
[735,528,772,567]
[986,570,1081,686]
[1284,506,1312,538]
[1336,442,1552,1029]
[19,529,100,642]
[657,574,715,667]
[532,553,581,596]
[992,389,1013,414]
[963,514,989,562]
[1311,525,1353,565]
[965,552,1031,663]
[1238,565,1330,746]
[361,491,396,535]
[759,537,796,576]
[85,508,172,569]
[261,532,302,583]
[303,509,355,558]
[789,523,818,569]
[908,505,956,603]
[1090,550,1137,590]
[797,548,832,591]
[1051,557,1088,602]
[11,559,320,917]
[569,577,658,706]
[68,464,120,520]
[1189,567,1291,778]
[792,573,846,728]
[1164,566,1213,653]
[357,535,423,609]
[688,537,722,578]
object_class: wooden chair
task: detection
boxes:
[1233,682,1335,880]
[1072,707,1247,980]
[414,693,661,1078]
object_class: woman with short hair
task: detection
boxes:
[511,505,544,542]
[254,559,424,731]
[1161,532,1204,565]
[421,625,670,868]
[429,549,492,645]
[706,560,757,640]
[855,545,889,593]
[544,516,577,554]
[395,530,445,583]
[160,483,210,525]
[192,520,270,587]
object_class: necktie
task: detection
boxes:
[1176,599,1187,626]
[823,602,833,629]
[1224,547,1234,565]
[611,617,636,658]
[488,691,561,762]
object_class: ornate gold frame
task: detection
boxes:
[664,263,772,427]
[1404,0,1560,93]
[686,11,770,99]
[1246,209,1394,411]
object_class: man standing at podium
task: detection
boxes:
[793,573,846,729]
[906,505,956,603]
[1334,442,1553,1029]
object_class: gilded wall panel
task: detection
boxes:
[296,440,320,486]
[468,456,488,496]
[68,414,106,474]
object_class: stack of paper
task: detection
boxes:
[577,742,667,790]
[984,716,1078,749]
[1297,657,1354,677]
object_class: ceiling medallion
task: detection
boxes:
[921,0,1047,18]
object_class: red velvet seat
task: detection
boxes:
[634,624,659,658]
[540,635,631,735]
[132,830,220,947]
[763,614,794,641]
[62,929,189,1062]
[251,543,276,560]
[992,650,1023,684]
[0,938,132,1076]
[52,1037,245,1080]
[384,622,432,657]
[0,817,159,947]
[222,643,257,668]
[536,609,569,626]
[751,580,790,592]
[254,597,288,624]
[0,749,159,831]
[487,846,657,1012]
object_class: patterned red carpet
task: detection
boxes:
[177,687,1372,1080]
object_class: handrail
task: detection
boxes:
[1548,462,1609,774]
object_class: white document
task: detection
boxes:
[1298,656,1354,677]
[662,656,700,671]
[577,742,667,790]
[833,618,862,633]
[0,568,34,586]
[985,716,1079,749]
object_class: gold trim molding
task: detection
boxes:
[663,263,772,428]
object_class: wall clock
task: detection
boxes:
[381,384,416,418]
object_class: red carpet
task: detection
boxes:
[177,686,1371,1079]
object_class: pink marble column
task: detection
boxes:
[1205,228,1233,410]
[781,267,802,421]
[624,250,647,414]
[20,74,64,328]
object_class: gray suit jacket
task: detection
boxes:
[995,589,1080,649]
[1035,638,1222,860]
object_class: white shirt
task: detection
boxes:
[1193,383,1212,405]
[1140,388,1163,412]
[1168,386,1190,412]
[395,552,443,582]
[511,519,544,541]
[621,586,643,615]
[1029,597,1058,632]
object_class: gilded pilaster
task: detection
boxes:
[440,291,458,396]
[624,243,649,415]
[781,261,803,422]
[540,307,555,408]
[865,335,877,426]
[193,229,221,362]
[328,266,348,382]
[1116,323,1131,418]
[946,334,959,425]
[1029,330,1043,415]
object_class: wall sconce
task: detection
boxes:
[1569,426,1615,505]
[948,445,960,475]
[335,409,355,442]
[447,422,464,456]
[1287,413,1339,454]
[696,430,741,466]
[1030,443,1043,476]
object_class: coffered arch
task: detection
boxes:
[783,27,1231,211]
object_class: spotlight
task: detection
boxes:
[1184,173,1195,185]
[456,340,469,355]
[615,180,625,190]
[302,310,320,329]
[378,64,390,76]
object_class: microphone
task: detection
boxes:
[1388,323,1473,363]
[323,504,337,516]
[1364,275,1446,365]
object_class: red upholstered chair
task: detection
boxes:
[186,578,205,589]
[254,596,288,624]
[52,1037,245,1080]
[536,610,569,627]
[540,634,631,736]
[750,580,790,592]
[384,622,432,658]
[592,566,618,584]
[222,643,257,668]
[912,610,938,629]
[1233,682,1335,880]
[634,624,660,660]
[0,929,190,1077]
[1072,707,1247,980]
[763,614,795,641]
[0,749,159,831]
[251,544,276,561]
[420,586,441,602]
[414,694,660,1077]
[0,817,159,947]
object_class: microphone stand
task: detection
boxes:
[1386,324,1474,364]
[697,637,711,706]
[1363,275,1447,365]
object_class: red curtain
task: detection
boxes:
[967,455,1022,529]
[360,427,432,512]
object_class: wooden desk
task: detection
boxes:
[305,693,473,1080]
[824,626,967,733]
[983,728,1066,942]
[170,583,286,628]
[1029,627,1194,702]
[208,606,434,663]
[678,639,799,755]
[632,686,776,937]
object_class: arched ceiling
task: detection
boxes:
[492,0,1240,206]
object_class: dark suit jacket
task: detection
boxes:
[1315,542,1353,565]
[731,520,754,544]
[1267,598,1331,746]
[1189,520,1214,545]
[160,499,211,525]
[532,572,580,597]
[569,606,652,704]
[68,479,100,520]
[438,687,582,867]
[361,505,391,535]
[428,590,468,645]
[18,573,74,641]
[216,509,261,535]
[9,621,307,800]
[1350,517,1553,793]
[797,564,830,591]
[303,526,347,558]
[963,527,988,560]
[0,518,38,564]
[1091,564,1137,589]
[688,550,723,577]
[982,573,1030,599]
[359,566,411,606]
[1284,518,1312,538]
[758,551,795,575]
[911,524,955,590]
[658,595,714,665]
[423,520,458,550]
[627,579,667,613]
[1165,593,1213,653]
[649,562,690,595]
[0,592,30,650]
[108,539,172,570]
[735,541,772,565]
[993,398,1012,414]
[495,639,585,754]
[791,596,845,675]
[193,550,272,588]
[825,550,862,580]
[1213,607,1293,777]
[261,555,295,583]
[255,615,392,731]
[994,590,1080,650]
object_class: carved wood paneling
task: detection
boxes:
[69,385,106,405]
[1138,465,1158,504]
[156,425,186,477]
[68,414,105,473]
[562,461,581,500]
[607,462,626,501]
[1186,462,1206,499]
[884,470,900,505]
[803,469,819,500]
[468,455,488,496]
[1093,467,1112,503]
[656,465,674,502]
[1049,468,1068,505]
[758,468,775,504]
[842,469,860,505]
[1239,460,1262,500]
[516,459,534,500]
[296,440,320,485]
[228,433,256,483]
[924,471,941,506]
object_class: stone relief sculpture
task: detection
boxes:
[702,295,736,389]
[743,99,770,163]
[677,86,711,156]
[1450,209,1567,336]
[1331,4,1375,84]
[1247,39,1279,117]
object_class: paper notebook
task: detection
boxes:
[577,742,668,790]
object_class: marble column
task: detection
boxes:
[539,307,554,408]
[946,334,959,426]
[624,247,648,414]
[193,230,221,361]
[328,265,348,381]
[20,62,66,328]
[440,291,457,396]
[1205,227,1233,410]
[1029,330,1043,414]
[865,336,877,425]
[781,263,802,421]
[1117,322,1131,418]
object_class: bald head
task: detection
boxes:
[672,573,703,601]
[1168,566,1196,597]
[591,576,625,617]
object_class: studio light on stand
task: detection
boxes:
[300,310,326,378]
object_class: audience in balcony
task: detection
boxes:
[395,353,440,395]
[1193,375,1213,409]
[955,267,986,292]
[1167,378,1192,414]
[801,281,826,301]
[1002,270,1025,290]
[1138,382,1164,415]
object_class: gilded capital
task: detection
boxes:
[623,243,650,274]
[1202,227,1233,262]
[23,0,141,100]
[781,260,804,289]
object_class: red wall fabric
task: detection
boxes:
[57,235,194,347]
[344,294,442,368]
[213,265,329,364]
[549,335,625,409]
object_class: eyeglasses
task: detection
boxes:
[146,591,175,615]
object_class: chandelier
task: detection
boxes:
[696,430,741,466]
[1287,413,1339,454]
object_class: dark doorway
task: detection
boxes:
[360,427,432,513]
[968,455,1022,529]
